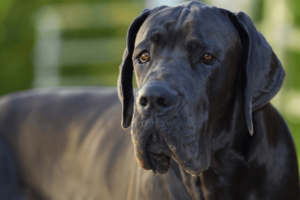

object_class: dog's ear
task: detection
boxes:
[221,10,285,136]
[117,9,151,129]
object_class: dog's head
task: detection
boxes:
[118,1,285,175]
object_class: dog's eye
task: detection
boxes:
[139,51,150,64]
[203,54,213,60]
[201,53,215,65]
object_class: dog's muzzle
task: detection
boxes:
[133,80,179,174]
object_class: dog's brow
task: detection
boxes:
[185,38,224,59]
[185,38,203,51]
[150,29,166,44]
[185,38,217,52]
[164,21,176,32]
[133,43,147,58]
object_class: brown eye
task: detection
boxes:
[203,53,213,61]
[139,51,150,63]
[202,53,215,65]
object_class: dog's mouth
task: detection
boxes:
[147,151,171,174]
[146,133,172,174]
[132,106,211,176]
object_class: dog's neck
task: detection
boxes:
[194,93,253,200]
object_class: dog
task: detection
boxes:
[0,1,299,199]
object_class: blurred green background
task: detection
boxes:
[0,0,300,170]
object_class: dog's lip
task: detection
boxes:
[182,166,202,176]
[171,154,203,176]
[146,144,172,160]
[146,146,172,156]
[147,150,171,174]
[148,151,170,162]
[147,150,203,176]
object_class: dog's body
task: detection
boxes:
[0,1,299,200]
[0,87,299,200]
[0,87,204,200]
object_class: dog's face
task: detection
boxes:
[131,6,241,175]
[118,1,284,176]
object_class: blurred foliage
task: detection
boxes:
[61,62,120,76]
[61,26,128,39]
[288,0,300,27]
[250,0,264,23]
[0,0,143,96]
[286,49,300,90]
[0,0,35,96]
[284,49,300,166]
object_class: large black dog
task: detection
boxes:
[0,1,299,200]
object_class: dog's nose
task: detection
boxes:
[137,81,178,115]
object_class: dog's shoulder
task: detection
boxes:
[251,103,298,171]
[252,103,292,143]
[247,103,300,199]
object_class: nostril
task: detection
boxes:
[157,98,165,106]
[139,97,148,107]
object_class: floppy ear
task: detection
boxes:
[221,10,285,136]
[117,9,151,129]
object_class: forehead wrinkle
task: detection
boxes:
[149,29,166,44]
[137,6,186,46]
[181,5,236,49]
[175,7,191,33]
[172,6,205,45]
[136,12,174,47]
[150,21,176,44]
[164,20,176,33]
